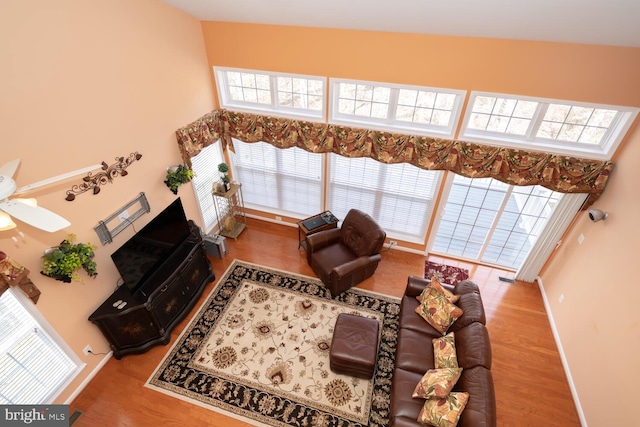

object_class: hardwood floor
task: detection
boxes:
[70,217,581,426]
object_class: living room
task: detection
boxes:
[1,1,639,426]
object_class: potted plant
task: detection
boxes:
[218,162,231,191]
[41,234,97,283]
[164,164,194,195]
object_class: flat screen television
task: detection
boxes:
[110,198,191,294]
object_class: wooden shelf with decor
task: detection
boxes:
[212,183,247,240]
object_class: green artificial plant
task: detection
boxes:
[218,162,230,183]
[164,164,194,195]
[41,234,97,283]
[218,162,231,191]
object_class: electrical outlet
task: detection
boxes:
[118,209,130,223]
[577,233,585,245]
[389,240,397,247]
[558,294,565,303]
[275,216,282,221]
[83,345,92,356]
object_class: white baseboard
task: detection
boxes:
[64,352,113,404]
[245,213,297,227]
[535,277,587,427]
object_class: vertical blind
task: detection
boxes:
[516,192,588,282]
[327,154,441,242]
[0,290,78,404]
[231,139,323,217]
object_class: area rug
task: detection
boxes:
[145,260,400,427]
[424,261,469,286]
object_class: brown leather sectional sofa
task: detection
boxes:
[390,276,497,427]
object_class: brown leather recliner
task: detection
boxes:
[305,209,386,297]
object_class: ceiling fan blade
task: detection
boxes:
[0,159,21,178]
[14,163,102,195]
[0,200,70,232]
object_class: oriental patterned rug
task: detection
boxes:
[145,260,400,427]
[424,261,469,286]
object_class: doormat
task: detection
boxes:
[424,261,470,286]
[146,259,400,427]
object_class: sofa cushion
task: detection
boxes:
[455,322,492,370]
[453,367,497,427]
[433,332,458,369]
[417,392,469,427]
[400,296,438,334]
[453,280,480,295]
[412,368,463,399]
[395,327,439,373]
[417,277,460,304]
[391,368,427,421]
[415,288,463,335]
[448,292,486,333]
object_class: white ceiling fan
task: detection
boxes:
[0,159,99,233]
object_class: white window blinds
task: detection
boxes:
[327,154,441,242]
[0,290,79,404]
[191,142,225,232]
[231,139,323,217]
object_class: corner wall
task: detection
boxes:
[0,0,215,402]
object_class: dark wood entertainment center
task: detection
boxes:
[88,221,214,359]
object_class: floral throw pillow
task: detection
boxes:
[433,332,458,369]
[412,368,463,399]
[417,392,470,427]
[416,277,460,304]
[415,286,464,335]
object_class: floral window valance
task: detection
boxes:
[175,109,613,209]
[0,251,41,304]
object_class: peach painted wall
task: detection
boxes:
[540,125,640,426]
[202,22,640,107]
[0,0,214,403]
[200,22,640,425]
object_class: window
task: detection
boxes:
[231,139,323,217]
[0,290,82,404]
[431,175,562,269]
[330,79,465,137]
[191,142,226,232]
[461,92,638,160]
[214,67,326,120]
[327,154,442,242]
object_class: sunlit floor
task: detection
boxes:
[70,217,580,427]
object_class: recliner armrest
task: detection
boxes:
[306,228,341,256]
[332,254,382,279]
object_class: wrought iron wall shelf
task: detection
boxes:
[94,192,150,244]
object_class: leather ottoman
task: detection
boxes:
[330,313,380,379]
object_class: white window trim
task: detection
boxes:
[460,91,639,160]
[3,288,85,403]
[214,66,327,121]
[329,78,466,138]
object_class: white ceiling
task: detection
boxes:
[162,0,640,48]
